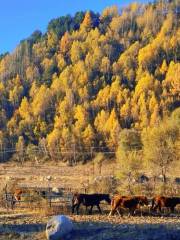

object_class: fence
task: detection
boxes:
[3,185,88,210]
[0,144,117,164]
[3,187,76,210]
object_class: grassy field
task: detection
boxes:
[0,161,180,239]
[0,160,115,190]
[0,209,180,240]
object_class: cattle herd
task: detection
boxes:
[12,189,180,217]
[71,193,180,216]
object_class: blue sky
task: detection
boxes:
[0,0,148,54]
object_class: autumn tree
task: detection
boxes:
[142,115,179,183]
[32,85,53,117]
[116,129,143,194]
[81,11,93,31]
[15,136,25,164]
[60,31,72,54]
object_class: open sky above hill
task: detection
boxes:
[0,0,149,54]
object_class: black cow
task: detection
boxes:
[72,193,111,214]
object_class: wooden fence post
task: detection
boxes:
[4,184,9,209]
[47,176,52,208]
[49,187,52,208]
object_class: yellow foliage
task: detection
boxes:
[60,31,71,54]
[101,5,118,19]
[82,124,95,146]
[120,99,131,118]
[0,82,4,92]
[32,85,52,116]
[81,11,92,30]
[163,61,180,94]
[47,129,60,148]
[19,97,31,120]
[94,110,109,133]
[135,72,154,98]
[160,60,168,75]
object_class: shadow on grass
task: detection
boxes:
[0,223,46,233]
[71,222,180,240]
[0,220,180,240]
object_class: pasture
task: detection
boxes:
[0,161,180,239]
[0,211,180,240]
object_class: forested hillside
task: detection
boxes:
[0,0,179,171]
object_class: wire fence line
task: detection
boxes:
[0,147,117,155]
[0,145,118,164]
[0,141,118,153]
[4,191,72,210]
[0,141,144,163]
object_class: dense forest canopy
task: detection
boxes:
[0,0,179,171]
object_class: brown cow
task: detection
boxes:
[109,194,127,216]
[13,189,24,201]
[12,188,46,208]
[151,196,180,213]
[109,195,148,216]
[11,188,26,208]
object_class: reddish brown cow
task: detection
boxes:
[11,188,26,208]
[109,194,127,216]
[12,188,44,207]
[109,195,148,216]
[13,188,46,202]
[151,196,180,213]
[13,189,25,201]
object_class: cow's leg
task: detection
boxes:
[151,198,155,211]
[116,207,122,217]
[109,205,117,216]
[11,195,16,210]
[109,210,112,216]
[127,210,131,218]
[76,204,80,215]
[96,204,102,214]
[109,206,122,217]
[170,206,175,213]
[89,205,93,214]
[72,203,77,214]
[153,203,158,213]
[158,204,162,213]
[86,205,90,214]
[127,208,131,217]
[72,205,75,214]
[116,208,121,216]
[140,208,143,217]
[109,208,117,216]
[134,205,140,216]
[139,206,143,216]
[128,207,135,217]
[109,209,114,216]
